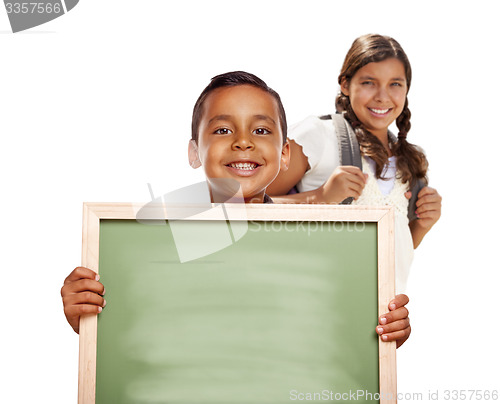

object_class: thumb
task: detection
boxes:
[405,191,412,200]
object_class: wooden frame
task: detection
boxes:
[79,202,396,403]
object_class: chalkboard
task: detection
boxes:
[78,203,396,404]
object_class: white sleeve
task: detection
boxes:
[288,116,330,174]
[288,115,341,192]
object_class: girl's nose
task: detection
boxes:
[375,87,390,102]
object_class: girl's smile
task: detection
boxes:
[368,108,392,116]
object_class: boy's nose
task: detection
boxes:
[232,132,254,150]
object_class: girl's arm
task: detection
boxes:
[266,140,312,202]
[268,140,367,204]
[409,186,442,248]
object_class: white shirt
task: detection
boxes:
[365,156,397,196]
[289,116,341,193]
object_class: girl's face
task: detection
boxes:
[341,58,407,141]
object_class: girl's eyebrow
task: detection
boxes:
[358,75,405,82]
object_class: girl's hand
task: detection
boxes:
[409,186,442,248]
[61,267,106,334]
[317,165,368,203]
[376,294,411,349]
[414,186,442,230]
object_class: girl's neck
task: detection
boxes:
[371,129,393,157]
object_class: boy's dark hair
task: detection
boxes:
[191,71,287,144]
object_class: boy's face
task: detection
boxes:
[189,85,289,203]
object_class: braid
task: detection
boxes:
[392,99,428,187]
[336,92,390,179]
[396,99,411,140]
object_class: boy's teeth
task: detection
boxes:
[370,108,390,114]
[230,162,257,170]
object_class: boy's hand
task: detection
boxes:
[413,186,442,229]
[376,294,411,349]
[317,166,368,203]
[61,267,106,334]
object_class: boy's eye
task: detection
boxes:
[214,128,232,135]
[253,128,271,135]
[361,81,374,86]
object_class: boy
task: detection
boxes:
[61,71,290,334]
[188,71,290,203]
[61,71,410,347]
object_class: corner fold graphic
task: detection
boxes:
[4,0,79,33]
[64,0,78,12]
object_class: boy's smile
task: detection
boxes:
[225,161,262,176]
[190,85,289,203]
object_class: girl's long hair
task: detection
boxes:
[336,34,428,187]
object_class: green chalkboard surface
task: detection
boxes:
[95,218,379,403]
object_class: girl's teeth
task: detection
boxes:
[230,162,257,170]
[370,108,390,114]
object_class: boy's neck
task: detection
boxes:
[244,193,266,204]
[209,188,266,204]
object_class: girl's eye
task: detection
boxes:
[253,128,270,135]
[214,128,232,135]
[391,82,403,87]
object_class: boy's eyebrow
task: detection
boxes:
[208,114,232,124]
[253,114,277,125]
[207,114,277,125]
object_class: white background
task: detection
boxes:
[1,1,499,402]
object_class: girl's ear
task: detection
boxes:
[280,140,291,172]
[188,139,201,169]
[340,78,350,96]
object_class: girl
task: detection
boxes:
[268,34,442,347]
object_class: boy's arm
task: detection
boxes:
[376,294,411,349]
[409,186,442,248]
[61,267,106,334]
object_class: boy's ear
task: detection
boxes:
[188,139,202,169]
[280,140,291,172]
[340,78,350,96]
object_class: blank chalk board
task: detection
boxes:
[78,203,396,404]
